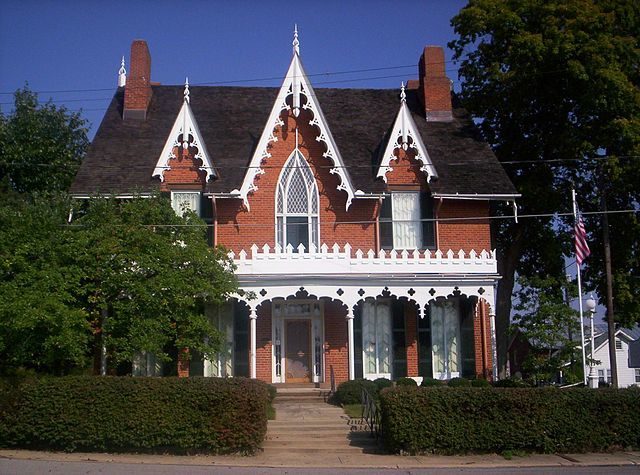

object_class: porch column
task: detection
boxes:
[489,309,497,381]
[249,307,257,379]
[346,306,355,380]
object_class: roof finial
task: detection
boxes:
[400,82,406,103]
[292,24,300,55]
[118,56,127,87]
[184,77,190,104]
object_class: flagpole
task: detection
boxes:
[572,188,588,385]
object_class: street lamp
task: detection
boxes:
[585,295,598,388]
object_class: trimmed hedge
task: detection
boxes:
[447,377,471,387]
[420,377,444,387]
[381,386,640,454]
[395,377,418,387]
[0,376,269,454]
[332,378,378,405]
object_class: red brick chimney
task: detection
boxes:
[418,46,453,122]
[123,40,152,120]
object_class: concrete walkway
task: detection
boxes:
[1,389,639,469]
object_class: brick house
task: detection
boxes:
[70,32,518,386]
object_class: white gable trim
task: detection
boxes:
[153,95,216,182]
[234,49,357,211]
[377,91,437,183]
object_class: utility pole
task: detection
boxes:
[601,193,618,388]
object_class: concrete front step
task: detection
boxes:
[266,433,373,443]
[262,439,379,449]
[268,422,349,429]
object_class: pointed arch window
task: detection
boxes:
[276,150,319,252]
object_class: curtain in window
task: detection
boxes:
[362,300,391,378]
[431,299,460,378]
[205,302,233,377]
[392,192,421,249]
[172,192,200,217]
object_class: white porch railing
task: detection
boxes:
[229,243,497,275]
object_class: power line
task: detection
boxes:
[2,154,638,170]
[0,60,459,96]
[62,208,640,229]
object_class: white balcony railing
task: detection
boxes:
[229,243,497,276]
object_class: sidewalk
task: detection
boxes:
[1,449,639,469]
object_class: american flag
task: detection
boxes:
[574,211,590,265]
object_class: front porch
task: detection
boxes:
[184,243,499,384]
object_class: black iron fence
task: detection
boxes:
[361,387,382,439]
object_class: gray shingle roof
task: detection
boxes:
[70,85,517,197]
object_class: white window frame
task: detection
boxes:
[171,191,201,217]
[615,338,623,350]
[275,150,320,252]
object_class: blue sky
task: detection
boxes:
[0,0,467,138]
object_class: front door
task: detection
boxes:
[285,320,312,383]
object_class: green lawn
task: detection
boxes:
[342,404,363,418]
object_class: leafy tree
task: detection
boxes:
[73,196,238,368]
[0,193,89,374]
[450,0,640,376]
[0,86,89,193]
[0,194,238,374]
[512,275,582,385]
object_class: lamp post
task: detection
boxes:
[585,295,598,388]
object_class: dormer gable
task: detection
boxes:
[234,26,358,210]
[153,79,216,183]
[377,83,437,183]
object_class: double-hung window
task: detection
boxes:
[380,191,435,250]
[171,191,201,217]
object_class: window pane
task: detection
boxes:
[286,170,309,213]
[172,192,200,217]
[420,193,435,249]
[286,216,309,251]
[392,193,421,249]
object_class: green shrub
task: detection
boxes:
[374,377,393,392]
[420,377,444,387]
[395,377,418,387]
[471,378,491,388]
[493,377,530,388]
[333,378,378,405]
[0,376,269,454]
[267,384,277,402]
[380,386,640,455]
[447,377,471,387]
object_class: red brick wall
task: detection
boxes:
[256,302,273,382]
[177,348,190,378]
[216,108,377,254]
[385,148,424,188]
[405,302,419,377]
[161,147,207,190]
[124,40,152,113]
[324,299,349,385]
[437,200,491,253]
[473,299,493,380]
